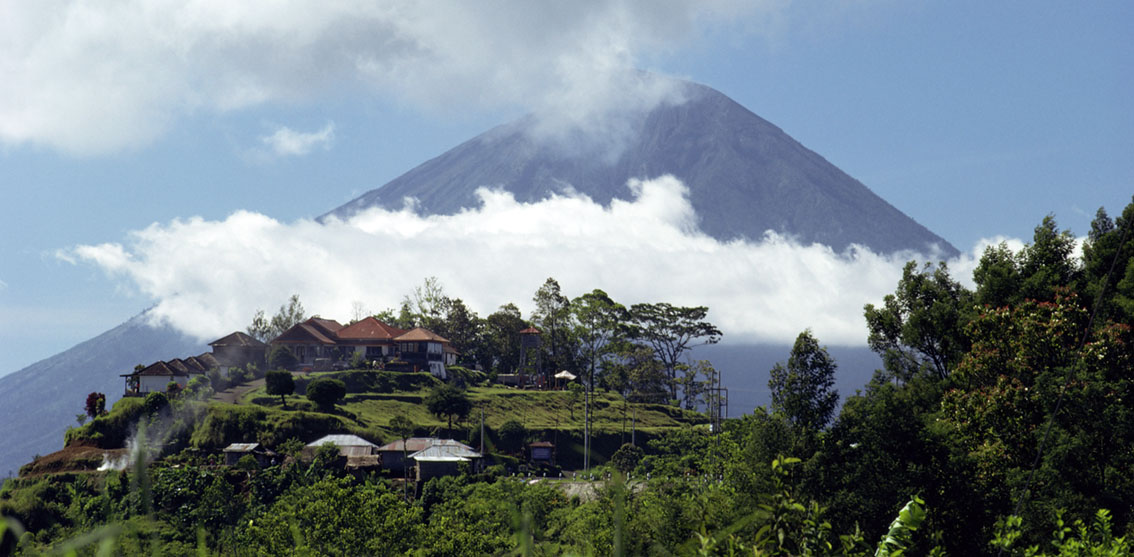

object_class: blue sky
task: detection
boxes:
[1,1,1131,376]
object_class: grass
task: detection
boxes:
[242,369,707,442]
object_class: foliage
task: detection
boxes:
[864,261,972,380]
[84,392,107,419]
[610,443,644,474]
[265,369,295,405]
[629,302,722,403]
[268,345,298,371]
[247,293,306,342]
[425,383,471,434]
[769,330,839,431]
[305,378,346,412]
[497,419,527,454]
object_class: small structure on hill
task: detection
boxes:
[121,361,189,395]
[410,440,483,481]
[304,434,382,470]
[222,442,277,467]
[209,331,268,373]
[377,437,481,478]
[529,441,555,466]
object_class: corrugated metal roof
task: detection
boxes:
[409,439,482,461]
[223,443,260,453]
[410,446,469,462]
[306,434,378,448]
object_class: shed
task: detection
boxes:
[304,434,380,459]
[222,442,277,467]
[410,441,483,481]
[529,441,555,465]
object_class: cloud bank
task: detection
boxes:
[260,123,335,157]
[2,1,779,156]
[63,176,993,347]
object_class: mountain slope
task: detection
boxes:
[0,310,204,477]
[325,81,957,256]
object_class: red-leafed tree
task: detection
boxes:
[84,392,107,419]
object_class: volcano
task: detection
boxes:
[325,81,957,256]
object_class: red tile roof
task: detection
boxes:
[335,317,407,342]
[519,327,541,335]
[394,327,450,343]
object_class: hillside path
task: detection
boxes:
[211,378,264,404]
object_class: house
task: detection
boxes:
[334,317,407,363]
[407,439,483,481]
[222,442,277,467]
[392,328,452,378]
[303,433,382,469]
[208,331,268,373]
[121,361,189,395]
[270,318,345,368]
[377,438,481,477]
[376,437,440,472]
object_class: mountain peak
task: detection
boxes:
[325,80,957,257]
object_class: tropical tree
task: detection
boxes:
[264,370,294,405]
[483,303,527,374]
[629,302,721,403]
[531,277,577,377]
[389,414,415,500]
[768,330,839,431]
[247,294,306,342]
[425,384,471,435]
[863,261,972,380]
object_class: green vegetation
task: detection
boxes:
[4,200,1134,555]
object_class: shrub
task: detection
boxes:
[268,346,298,371]
[265,370,295,405]
[306,378,347,412]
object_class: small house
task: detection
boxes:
[222,442,277,467]
[409,440,483,481]
[304,434,381,470]
[209,332,268,374]
[121,361,189,395]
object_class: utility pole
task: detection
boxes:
[479,406,485,454]
[583,386,590,471]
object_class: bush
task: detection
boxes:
[144,392,170,417]
[497,420,527,454]
[610,443,644,474]
[306,378,347,412]
[268,346,298,371]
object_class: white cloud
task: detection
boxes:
[0,1,785,156]
[63,175,991,346]
[260,123,334,157]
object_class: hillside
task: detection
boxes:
[24,368,705,479]
[0,310,205,478]
[325,80,958,256]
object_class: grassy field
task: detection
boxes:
[240,370,707,443]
